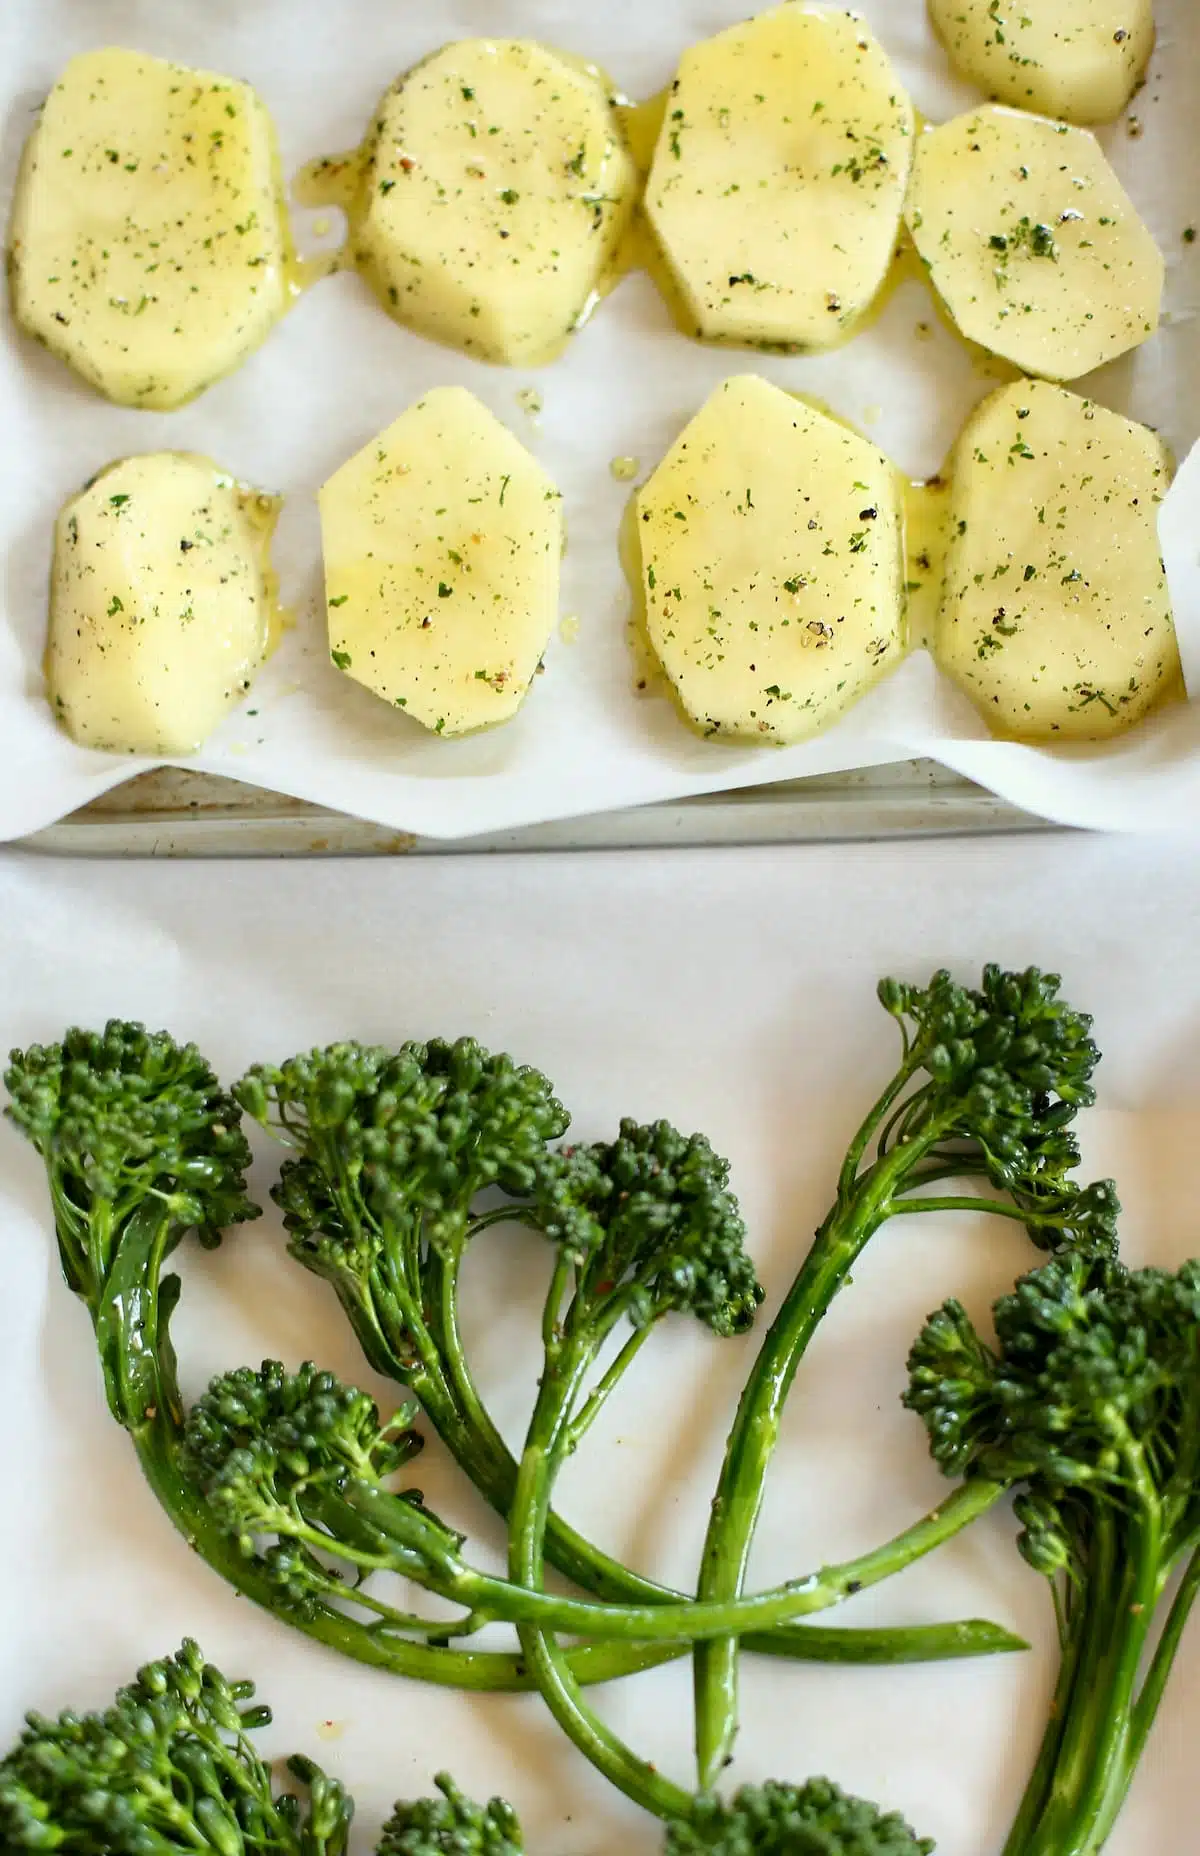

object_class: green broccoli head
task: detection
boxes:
[533,1119,764,1337]
[877,966,1114,1252]
[378,1773,525,1855]
[236,1037,570,1263]
[905,1250,1200,1571]
[184,1360,427,1555]
[5,1022,257,1283]
[668,1779,934,1854]
[0,1639,352,1854]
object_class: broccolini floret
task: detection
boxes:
[0,1639,353,1854]
[238,1039,1004,1674]
[693,965,1117,1786]
[5,1020,257,1425]
[669,1779,934,1854]
[379,1774,526,1855]
[377,1776,935,1856]
[906,1250,1200,1855]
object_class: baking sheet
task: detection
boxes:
[1,0,1199,844]
[1,834,1199,1853]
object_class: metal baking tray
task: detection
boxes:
[21,760,1046,856]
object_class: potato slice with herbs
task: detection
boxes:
[357,40,637,365]
[934,380,1179,741]
[928,0,1155,126]
[905,105,1162,380]
[8,48,291,409]
[637,376,906,744]
[318,388,563,735]
[644,7,915,351]
[47,454,277,755]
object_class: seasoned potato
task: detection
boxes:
[636,376,906,743]
[934,380,1179,741]
[905,105,1162,380]
[8,48,291,409]
[318,388,563,735]
[47,454,277,754]
[928,0,1155,126]
[645,7,914,351]
[357,41,637,365]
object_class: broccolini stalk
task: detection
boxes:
[907,1250,1200,1856]
[237,1040,1020,1674]
[181,1358,1013,1649]
[0,1638,353,1854]
[503,1123,1008,1822]
[693,966,1116,1787]
[1,1025,677,1697]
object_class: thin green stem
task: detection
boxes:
[415,1238,1019,1665]
[1001,1575,1088,1856]
[507,1339,697,1823]
[1019,1508,1160,1856]
[838,1059,918,1195]
[342,1475,1012,1641]
[692,1136,935,1788]
[1129,1541,1200,1770]
[565,1324,657,1452]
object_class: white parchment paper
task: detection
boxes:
[1,0,1198,841]
[1,836,1199,1852]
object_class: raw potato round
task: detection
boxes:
[644,5,915,350]
[905,105,1163,380]
[928,0,1155,126]
[934,379,1179,741]
[637,375,906,744]
[47,454,276,755]
[9,48,291,410]
[358,40,638,365]
[318,387,563,736]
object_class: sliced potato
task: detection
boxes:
[47,454,276,754]
[9,48,291,409]
[358,40,637,365]
[636,376,906,744]
[928,0,1155,126]
[934,380,1179,741]
[318,387,563,735]
[905,105,1162,380]
[645,7,915,350]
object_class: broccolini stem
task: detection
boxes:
[340,1475,1012,1641]
[565,1323,657,1451]
[999,1574,1087,1855]
[1012,1508,1160,1856]
[693,1138,927,1787]
[507,1338,699,1824]
[1129,1540,1200,1769]
[418,1236,1021,1666]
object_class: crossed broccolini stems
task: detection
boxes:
[4,965,1143,1854]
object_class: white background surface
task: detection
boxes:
[2,832,1200,1851]
[2,0,1200,841]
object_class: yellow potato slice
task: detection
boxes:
[9,48,291,409]
[47,454,276,754]
[644,6,915,350]
[934,379,1179,740]
[637,375,906,743]
[357,40,637,365]
[905,105,1162,380]
[318,387,563,735]
[928,0,1155,126]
